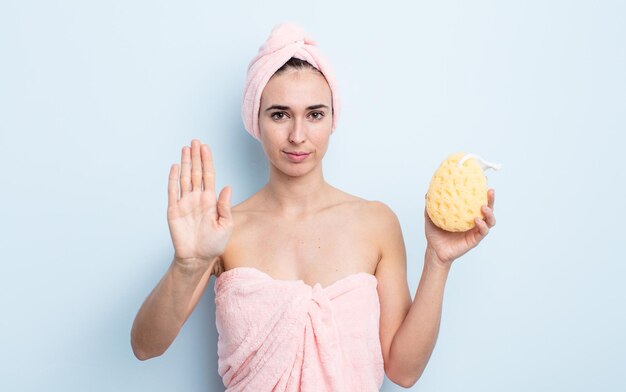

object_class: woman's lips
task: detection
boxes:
[283,151,310,162]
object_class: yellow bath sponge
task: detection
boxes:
[426,152,502,232]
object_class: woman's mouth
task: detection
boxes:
[283,151,310,162]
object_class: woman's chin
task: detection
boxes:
[272,162,318,178]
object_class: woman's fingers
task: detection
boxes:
[178,139,216,198]
[190,139,203,192]
[201,143,216,194]
[168,163,180,207]
[475,217,489,237]
[482,205,496,227]
[486,189,496,227]
[217,186,233,224]
[180,146,192,196]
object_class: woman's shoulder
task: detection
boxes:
[328,188,399,224]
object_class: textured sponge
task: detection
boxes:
[426,152,502,232]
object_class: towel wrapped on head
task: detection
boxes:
[241,22,341,142]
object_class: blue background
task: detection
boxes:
[1,0,624,391]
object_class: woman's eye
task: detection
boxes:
[271,111,324,120]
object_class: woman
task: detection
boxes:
[131,22,496,391]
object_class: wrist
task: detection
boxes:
[425,247,453,272]
[172,255,217,274]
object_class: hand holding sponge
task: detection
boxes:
[426,152,502,232]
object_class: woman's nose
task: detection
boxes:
[288,119,306,144]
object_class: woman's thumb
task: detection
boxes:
[217,186,233,223]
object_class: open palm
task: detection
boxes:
[167,139,233,265]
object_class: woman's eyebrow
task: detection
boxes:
[265,104,329,111]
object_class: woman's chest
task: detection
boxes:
[220,209,380,284]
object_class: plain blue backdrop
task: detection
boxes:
[1,0,624,391]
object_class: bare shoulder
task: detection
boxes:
[330,191,402,251]
[351,197,400,232]
[363,199,399,221]
[322,186,399,228]
[362,200,402,257]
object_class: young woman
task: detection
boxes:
[131,22,496,391]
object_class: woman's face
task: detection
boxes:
[258,68,333,177]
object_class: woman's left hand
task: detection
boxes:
[424,188,496,267]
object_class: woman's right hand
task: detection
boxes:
[167,139,233,268]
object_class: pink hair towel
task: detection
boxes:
[241,22,341,142]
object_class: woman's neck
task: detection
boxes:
[261,166,334,217]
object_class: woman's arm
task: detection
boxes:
[130,256,218,360]
[377,190,495,387]
[385,248,450,387]
[130,139,233,360]
[373,202,447,387]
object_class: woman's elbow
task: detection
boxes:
[385,363,425,388]
[130,332,164,361]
